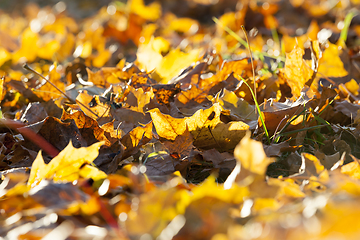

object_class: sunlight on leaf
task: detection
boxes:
[76,91,108,119]
[218,89,257,120]
[149,108,186,140]
[136,37,169,72]
[268,178,306,198]
[341,158,360,180]
[12,28,38,63]
[126,188,179,236]
[28,141,105,187]
[0,48,11,67]
[35,62,65,102]
[153,48,203,83]
[280,45,313,98]
[234,131,274,175]
[150,103,249,149]
[318,42,348,78]
[129,0,162,21]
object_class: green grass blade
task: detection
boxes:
[339,11,356,46]
[240,76,270,143]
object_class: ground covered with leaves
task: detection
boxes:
[2,0,360,239]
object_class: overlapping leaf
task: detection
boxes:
[28,141,106,187]
[1,0,360,239]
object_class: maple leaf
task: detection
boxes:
[150,103,249,150]
[148,108,187,140]
[28,141,106,187]
[317,42,348,78]
[12,28,39,64]
[136,37,170,72]
[279,45,314,98]
[234,131,274,175]
[34,62,65,102]
[153,48,203,83]
[121,121,153,157]
[218,89,257,121]
[61,110,111,146]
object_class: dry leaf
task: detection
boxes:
[234,131,274,175]
[28,141,106,187]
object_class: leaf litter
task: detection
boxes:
[1,0,360,239]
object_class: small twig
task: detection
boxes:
[23,63,100,118]
[24,63,75,103]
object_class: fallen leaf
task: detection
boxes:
[317,42,348,78]
[234,131,274,175]
[148,108,186,140]
[28,141,105,187]
[129,0,162,21]
[61,111,111,146]
[136,37,170,72]
[279,45,314,98]
[341,155,360,180]
[153,48,203,83]
[163,128,194,159]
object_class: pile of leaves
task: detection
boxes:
[2,0,360,239]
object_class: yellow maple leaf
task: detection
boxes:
[318,42,348,78]
[76,91,110,119]
[136,37,170,72]
[28,141,106,188]
[37,39,61,60]
[168,17,199,34]
[150,103,249,150]
[280,45,313,98]
[12,28,39,64]
[148,108,186,140]
[154,48,203,83]
[186,103,249,150]
[268,178,306,198]
[0,48,11,67]
[126,187,180,236]
[234,131,274,175]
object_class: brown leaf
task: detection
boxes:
[36,116,86,152]
[61,111,111,146]
[163,128,194,158]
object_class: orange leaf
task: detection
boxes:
[35,63,65,102]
